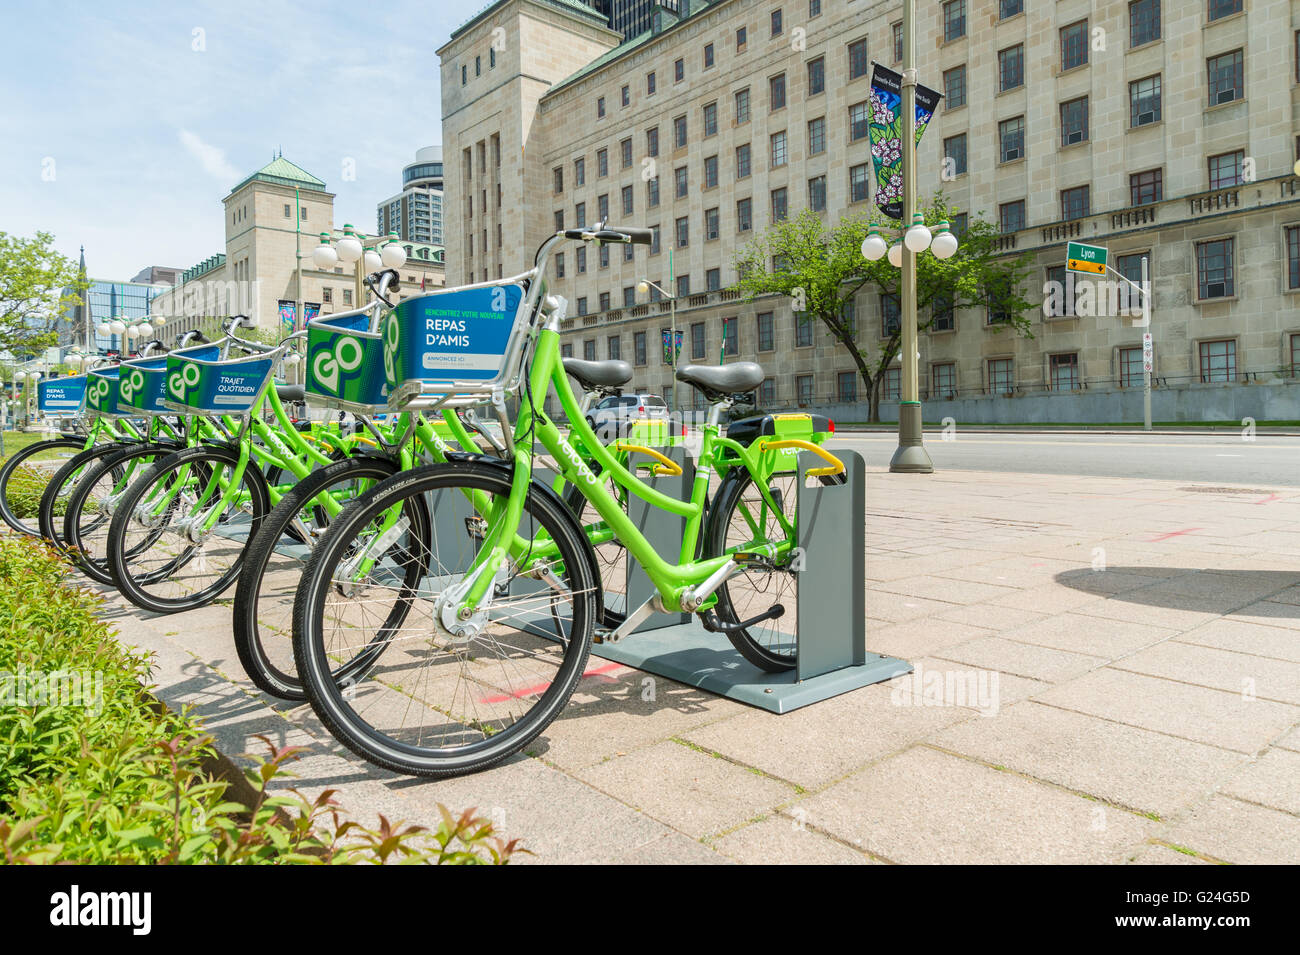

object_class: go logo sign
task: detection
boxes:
[88,377,111,409]
[168,362,201,401]
[118,369,145,404]
[382,315,399,384]
[312,336,364,395]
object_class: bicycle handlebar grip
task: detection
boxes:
[611,226,654,245]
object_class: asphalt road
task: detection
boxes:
[829,431,1300,487]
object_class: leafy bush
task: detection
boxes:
[0,536,520,864]
[4,465,60,520]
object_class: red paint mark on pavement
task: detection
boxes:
[1255,494,1280,505]
[478,661,625,704]
[1146,528,1203,542]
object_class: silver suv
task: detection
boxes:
[586,393,669,441]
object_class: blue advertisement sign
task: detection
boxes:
[306,310,388,410]
[38,375,87,414]
[383,284,525,392]
[165,345,272,415]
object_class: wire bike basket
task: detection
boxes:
[382,280,531,412]
[163,339,279,416]
[305,306,389,414]
[38,375,88,417]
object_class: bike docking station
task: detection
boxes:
[589,443,911,714]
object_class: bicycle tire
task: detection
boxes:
[0,437,87,535]
[292,459,597,778]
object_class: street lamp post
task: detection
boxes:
[636,275,677,412]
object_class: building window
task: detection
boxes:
[1287,226,1300,290]
[701,102,718,139]
[620,84,629,107]
[561,342,573,359]
[808,175,827,212]
[322,287,332,304]
[607,334,620,359]
[704,42,715,69]
[1129,168,1163,206]
[599,244,609,269]
[650,225,661,254]
[597,96,605,118]
[795,315,813,347]
[1199,340,1236,382]
[880,368,901,401]
[1115,252,1149,313]
[583,337,595,359]
[757,312,775,351]
[1000,0,1023,17]
[704,155,719,189]
[758,378,776,406]
[1060,96,1089,146]
[987,358,1013,394]
[721,316,738,354]
[1208,0,1241,21]
[553,167,563,194]
[674,115,687,148]
[932,293,955,331]
[706,268,721,292]
[808,56,825,95]
[646,127,659,156]
[598,149,608,178]
[555,252,565,278]
[1207,50,1243,106]
[737,197,753,231]
[1061,20,1088,70]
[999,116,1025,162]
[999,45,1023,91]
[1196,238,1234,299]
[677,274,691,297]
[944,65,966,109]
[808,116,826,155]
[1050,353,1080,391]
[943,0,966,41]
[1061,185,1090,220]
[771,8,783,37]
[735,88,750,124]
[849,101,869,141]
[847,38,868,79]
[932,363,957,398]
[706,207,720,240]
[837,371,857,403]
[1208,150,1244,190]
[622,185,634,217]
[1129,75,1162,127]
[944,134,967,176]
[674,57,685,82]
[881,294,900,337]
[575,201,586,228]
[342,289,352,306]
[1045,266,1078,317]
[892,22,902,62]
[737,26,747,50]
[770,131,788,167]
[634,330,647,365]
[647,71,656,95]
[1291,334,1300,377]
[283,203,292,218]
[796,374,814,405]
[771,187,788,222]
[647,176,660,208]
[621,138,633,169]
[736,144,751,179]
[576,247,587,273]
[850,163,870,202]
[574,157,585,186]
[999,199,1026,233]
[674,166,688,198]
[689,322,705,360]
[674,216,689,248]
[770,73,786,110]
[1119,347,1143,388]
[1130,0,1160,46]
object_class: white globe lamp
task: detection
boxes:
[861,223,889,262]
[335,225,363,264]
[931,221,959,259]
[381,236,407,269]
[312,233,339,270]
[904,213,932,253]
[363,250,383,273]
[887,242,903,268]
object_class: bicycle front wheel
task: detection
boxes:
[0,437,87,536]
[293,460,598,778]
[106,444,270,614]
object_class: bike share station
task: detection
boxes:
[376,286,908,717]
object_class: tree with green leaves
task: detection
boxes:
[0,231,85,360]
[733,197,1037,422]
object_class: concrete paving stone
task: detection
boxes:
[937,556,1087,588]
[932,635,1106,684]
[872,574,1024,604]
[530,669,744,771]
[710,814,876,865]
[931,701,1246,818]
[1034,668,1300,753]
[680,681,973,789]
[573,740,796,840]
[1002,614,1176,660]
[1221,748,1300,815]
[865,590,963,623]
[1276,725,1300,753]
[1136,570,1296,606]
[1226,599,1300,631]
[1269,585,1300,606]
[890,655,1047,713]
[1166,795,1300,865]
[989,585,1105,613]
[1068,596,1219,631]
[592,830,731,865]
[385,754,683,864]
[1113,641,1300,705]
[1175,618,1300,663]
[1051,570,1167,597]
[1122,843,1213,865]
[864,549,1002,582]
[863,618,1001,660]
[794,747,1156,864]
[933,602,1045,631]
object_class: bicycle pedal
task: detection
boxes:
[732,551,778,570]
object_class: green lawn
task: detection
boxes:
[0,430,53,461]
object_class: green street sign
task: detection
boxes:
[1066,242,1107,275]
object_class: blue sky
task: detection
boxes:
[0,0,465,279]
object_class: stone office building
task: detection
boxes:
[440,0,1300,422]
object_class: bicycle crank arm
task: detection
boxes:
[700,604,785,634]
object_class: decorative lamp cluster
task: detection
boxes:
[861,217,959,265]
[312,225,407,272]
[94,315,156,341]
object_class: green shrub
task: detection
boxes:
[0,536,520,864]
[4,465,61,520]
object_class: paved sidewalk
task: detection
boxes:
[101,466,1300,864]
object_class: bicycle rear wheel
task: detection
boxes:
[233,454,403,700]
[0,437,87,536]
[293,460,597,778]
[106,444,270,614]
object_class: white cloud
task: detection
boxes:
[178,129,238,185]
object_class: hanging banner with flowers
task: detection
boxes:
[661,329,683,365]
[869,64,943,220]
